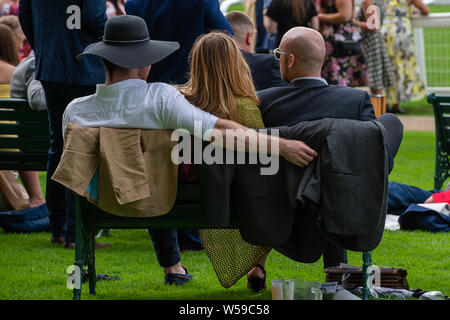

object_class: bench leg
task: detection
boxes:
[73,195,83,300]
[73,195,98,298]
[362,251,372,300]
[87,227,97,296]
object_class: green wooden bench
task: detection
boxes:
[0,98,374,300]
[427,93,450,191]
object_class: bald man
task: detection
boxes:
[249,27,375,280]
[258,27,376,127]
[248,27,404,284]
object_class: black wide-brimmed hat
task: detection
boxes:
[77,15,180,68]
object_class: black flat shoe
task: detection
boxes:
[165,266,192,285]
[247,264,267,292]
[387,105,408,114]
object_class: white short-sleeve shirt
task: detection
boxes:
[63,79,219,138]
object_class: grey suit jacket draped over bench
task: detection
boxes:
[199,118,389,262]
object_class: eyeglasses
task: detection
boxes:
[273,48,289,60]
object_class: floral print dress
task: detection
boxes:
[380,0,426,105]
[320,0,369,87]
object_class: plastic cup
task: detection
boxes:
[271,280,294,300]
[293,279,323,300]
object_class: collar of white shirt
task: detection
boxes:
[291,77,328,85]
[96,78,147,97]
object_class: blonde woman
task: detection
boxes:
[178,32,270,292]
[179,32,262,126]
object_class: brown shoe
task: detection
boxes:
[63,242,112,249]
[51,236,65,245]
[63,242,76,249]
[95,242,112,249]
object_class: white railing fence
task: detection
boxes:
[412,13,450,94]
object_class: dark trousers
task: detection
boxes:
[41,82,96,243]
[177,229,203,251]
[388,181,435,215]
[323,241,347,269]
[377,113,404,173]
[147,229,181,268]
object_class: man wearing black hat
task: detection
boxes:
[64,15,319,285]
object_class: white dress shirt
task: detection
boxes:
[63,79,219,139]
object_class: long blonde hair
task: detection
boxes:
[179,32,259,121]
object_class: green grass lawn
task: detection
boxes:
[1,131,449,300]
[389,131,437,190]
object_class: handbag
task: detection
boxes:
[333,39,363,58]
[332,0,363,58]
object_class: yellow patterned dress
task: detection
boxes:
[199,96,271,289]
[380,0,426,105]
[0,84,10,98]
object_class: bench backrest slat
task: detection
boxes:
[0,122,49,137]
[0,99,50,171]
[0,137,50,150]
[0,109,49,122]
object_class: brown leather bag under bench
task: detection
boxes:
[325,266,409,289]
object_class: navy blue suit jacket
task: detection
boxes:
[19,0,106,86]
[125,0,233,85]
[242,51,288,91]
[258,79,376,127]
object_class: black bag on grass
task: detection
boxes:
[0,203,51,233]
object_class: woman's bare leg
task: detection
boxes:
[19,171,45,207]
[248,254,268,283]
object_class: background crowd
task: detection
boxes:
[0,0,431,109]
[250,0,429,113]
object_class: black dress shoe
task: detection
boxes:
[247,264,267,292]
[387,106,408,114]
